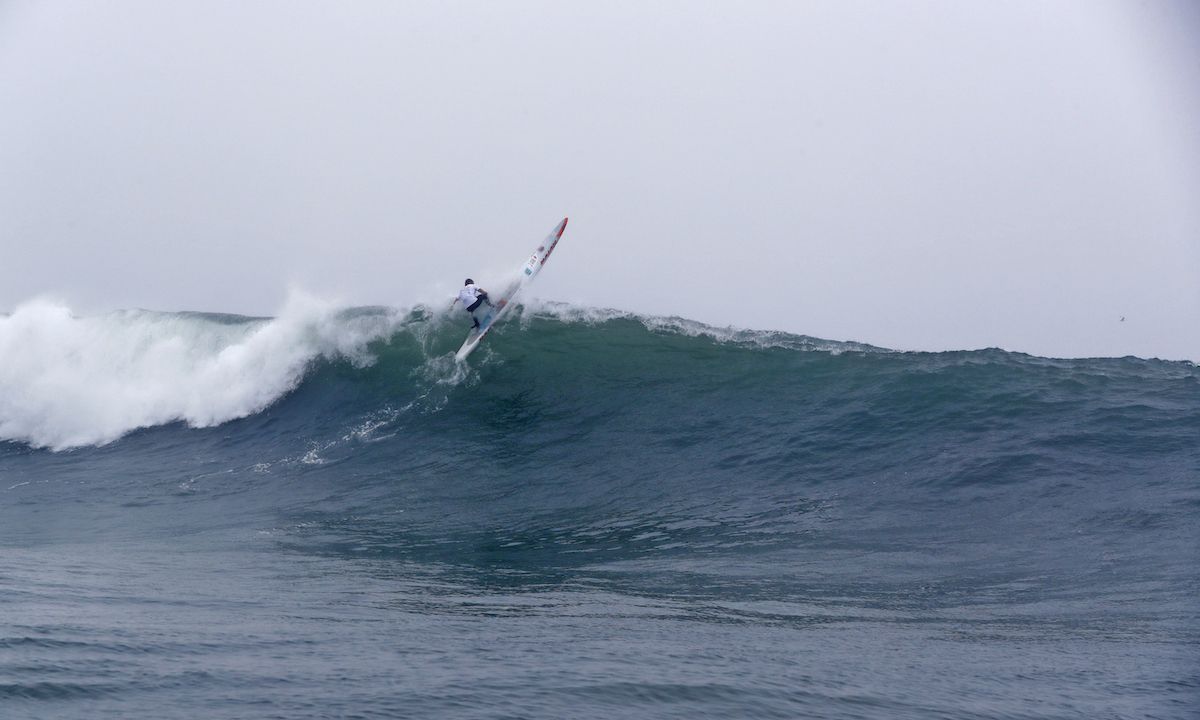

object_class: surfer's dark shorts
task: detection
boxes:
[466,291,489,313]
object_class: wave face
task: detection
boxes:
[1,301,1198,719]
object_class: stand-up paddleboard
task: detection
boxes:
[455,217,569,361]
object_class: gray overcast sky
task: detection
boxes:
[2,0,1198,360]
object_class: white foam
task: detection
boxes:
[0,292,403,450]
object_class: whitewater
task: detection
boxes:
[0,295,405,449]
[1,297,1197,719]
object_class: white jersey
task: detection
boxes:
[457,285,480,310]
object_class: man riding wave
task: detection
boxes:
[451,278,493,329]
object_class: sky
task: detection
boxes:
[1,0,1198,360]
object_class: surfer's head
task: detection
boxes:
[464,278,473,286]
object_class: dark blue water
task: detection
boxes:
[2,305,1197,718]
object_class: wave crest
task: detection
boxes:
[0,294,403,449]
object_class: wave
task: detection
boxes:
[2,295,1196,455]
[0,294,1196,601]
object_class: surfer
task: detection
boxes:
[453,278,493,329]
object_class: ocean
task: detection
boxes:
[1,298,1197,719]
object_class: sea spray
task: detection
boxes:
[0,293,404,449]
